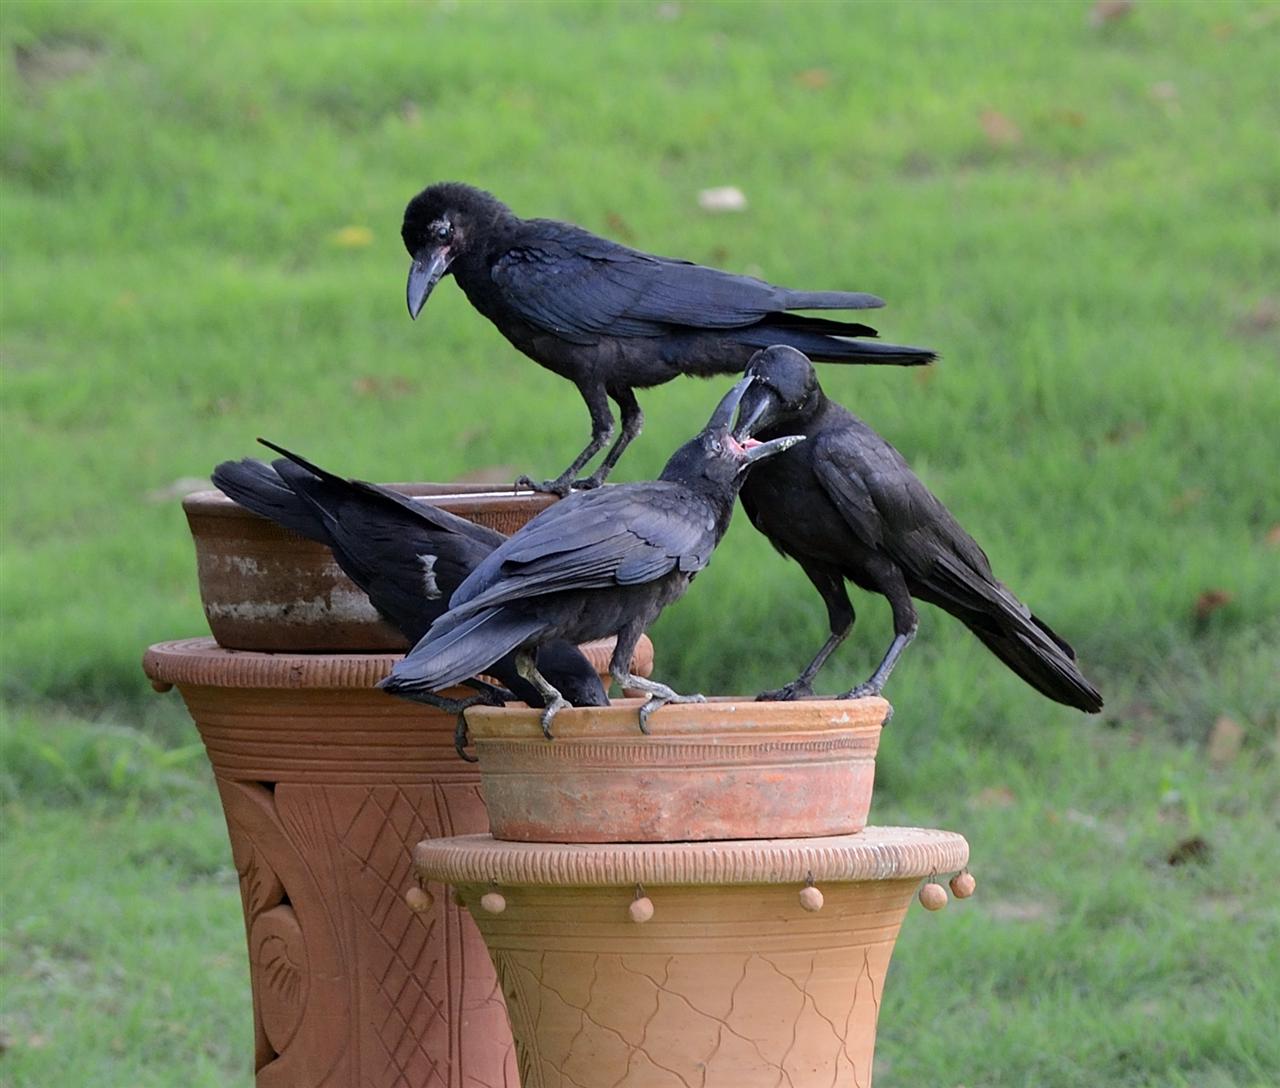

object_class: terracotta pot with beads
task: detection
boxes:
[416,826,970,1088]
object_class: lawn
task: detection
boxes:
[2,1,1278,1085]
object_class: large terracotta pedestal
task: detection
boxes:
[414,828,968,1088]
[143,635,652,1088]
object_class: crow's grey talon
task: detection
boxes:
[517,474,572,497]
[539,696,569,739]
[757,681,812,702]
[571,476,603,491]
[840,683,881,701]
[453,713,478,762]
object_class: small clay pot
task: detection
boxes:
[184,484,556,652]
[468,696,889,842]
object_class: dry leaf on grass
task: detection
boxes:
[794,68,831,90]
[980,110,1022,147]
[698,186,748,213]
[1089,0,1134,28]
[1193,588,1234,622]
[331,225,373,248]
[1206,715,1245,767]
[1167,835,1212,866]
[604,211,635,242]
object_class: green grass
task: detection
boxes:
[1,0,1278,1084]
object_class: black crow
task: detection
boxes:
[380,377,805,734]
[401,182,935,495]
[733,346,1103,712]
[211,443,608,755]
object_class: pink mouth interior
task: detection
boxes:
[725,435,762,457]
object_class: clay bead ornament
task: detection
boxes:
[919,881,949,911]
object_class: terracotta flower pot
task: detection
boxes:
[184,484,556,652]
[143,635,653,1088]
[468,697,890,842]
[414,828,969,1088]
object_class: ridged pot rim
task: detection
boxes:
[412,827,969,887]
[467,695,890,740]
[142,635,653,691]
[182,485,558,521]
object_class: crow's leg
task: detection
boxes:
[758,565,854,701]
[517,382,614,497]
[515,648,570,739]
[391,682,506,762]
[574,388,643,490]
[608,625,704,734]
[840,567,917,701]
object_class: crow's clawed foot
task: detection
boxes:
[453,712,479,763]
[637,689,706,734]
[539,694,571,739]
[571,474,604,491]
[755,680,814,702]
[839,681,883,701]
[516,474,573,498]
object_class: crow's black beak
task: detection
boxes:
[407,247,452,319]
[704,375,754,433]
[736,433,806,469]
[732,382,776,440]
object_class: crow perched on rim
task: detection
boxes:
[211,441,608,755]
[401,182,935,495]
[733,346,1103,712]
[380,376,805,734]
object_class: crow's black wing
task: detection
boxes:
[490,221,883,344]
[447,482,716,616]
[811,426,1002,613]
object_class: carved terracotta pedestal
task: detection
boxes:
[414,827,968,1088]
[143,635,652,1088]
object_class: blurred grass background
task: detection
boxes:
[1,1,1277,1085]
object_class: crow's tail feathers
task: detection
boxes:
[379,609,547,698]
[804,336,938,367]
[966,612,1103,713]
[781,289,886,311]
[737,323,937,367]
[924,551,1102,713]
[210,458,327,542]
[257,438,346,489]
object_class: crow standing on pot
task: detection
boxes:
[211,442,608,754]
[380,377,805,733]
[733,346,1103,712]
[401,182,935,494]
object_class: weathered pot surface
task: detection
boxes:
[185,483,556,652]
[468,696,890,843]
[142,634,653,1088]
[414,828,969,1088]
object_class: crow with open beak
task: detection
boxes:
[733,345,1103,711]
[401,181,933,495]
[380,375,805,734]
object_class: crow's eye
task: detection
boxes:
[432,221,453,243]
[709,439,722,455]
